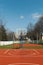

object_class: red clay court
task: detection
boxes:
[0,49,43,65]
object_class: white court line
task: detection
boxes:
[3,49,40,55]
[33,49,40,54]
[8,63,40,65]
[3,50,15,56]
[2,49,41,54]
[0,55,43,57]
[8,53,15,56]
[4,49,10,54]
[0,49,43,57]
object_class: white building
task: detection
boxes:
[15,28,27,39]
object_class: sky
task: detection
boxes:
[0,0,43,32]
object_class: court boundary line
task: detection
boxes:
[3,49,10,54]
[33,49,40,54]
[0,49,43,57]
[8,63,40,65]
[0,55,43,57]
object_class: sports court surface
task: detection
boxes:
[0,49,43,65]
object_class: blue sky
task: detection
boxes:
[0,0,43,32]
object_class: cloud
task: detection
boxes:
[20,16,24,19]
[32,13,42,19]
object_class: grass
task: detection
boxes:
[0,45,13,49]
[0,43,43,49]
[23,45,43,49]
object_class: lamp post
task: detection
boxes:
[37,32,38,44]
[13,32,14,48]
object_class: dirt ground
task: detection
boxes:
[0,49,43,65]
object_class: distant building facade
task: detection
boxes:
[15,29,27,40]
[42,33,43,40]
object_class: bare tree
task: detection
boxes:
[27,22,34,40]
[34,16,43,40]
[27,16,43,40]
[0,20,7,41]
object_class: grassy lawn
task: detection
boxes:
[0,43,43,49]
[0,45,13,49]
[23,45,43,49]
